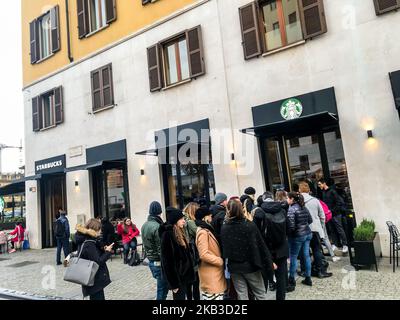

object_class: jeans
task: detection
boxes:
[331,214,348,247]
[231,271,268,300]
[56,237,70,264]
[90,289,105,300]
[123,240,137,255]
[322,224,335,257]
[185,271,200,300]
[149,261,169,300]
[289,233,312,278]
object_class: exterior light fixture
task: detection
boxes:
[75,181,79,187]
[140,169,145,176]
[367,130,373,139]
[231,153,235,161]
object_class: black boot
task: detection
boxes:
[287,277,296,293]
[123,252,128,264]
[301,277,313,286]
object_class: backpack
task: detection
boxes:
[128,250,141,266]
[55,219,66,238]
[319,200,332,223]
[263,211,287,248]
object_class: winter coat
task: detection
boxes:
[184,213,197,243]
[75,225,112,297]
[220,217,274,277]
[196,226,226,294]
[10,225,24,243]
[101,220,115,246]
[322,187,346,216]
[302,193,326,239]
[117,223,140,245]
[56,215,70,239]
[253,202,289,260]
[141,215,163,262]
[159,223,196,290]
[287,203,313,238]
[210,204,226,242]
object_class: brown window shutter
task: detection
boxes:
[238,1,262,60]
[77,0,89,39]
[106,0,117,24]
[186,26,205,78]
[373,0,400,15]
[101,64,114,107]
[32,96,41,132]
[147,44,163,92]
[298,0,327,40]
[54,86,64,124]
[29,20,38,64]
[50,5,61,53]
[91,69,103,110]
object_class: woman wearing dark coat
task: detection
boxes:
[159,207,196,300]
[101,217,116,246]
[74,219,114,300]
[220,199,275,300]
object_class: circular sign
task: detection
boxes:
[0,197,4,212]
[280,98,303,120]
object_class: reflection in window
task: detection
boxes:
[39,13,52,60]
[164,38,190,86]
[89,0,107,33]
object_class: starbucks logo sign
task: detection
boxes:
[280,98,303,120]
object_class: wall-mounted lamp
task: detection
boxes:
[367,130,374,139]
[231,153,235,161]
[140,169,145,176]
[75,180,79,187]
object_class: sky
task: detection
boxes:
[0,1,24,173]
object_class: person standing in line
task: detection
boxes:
[240,187,257,221]
[221,199,275,300]
[55,210,70,265]
[286,192,313,291]
[117,217,140,264]
[319,199,341,262]
[159,207,195,300]
[195,206,226,300]
[210,193,228,243]
[183,202,200,300]
[318,178,348,254]
[141,201,169,300]
[275,190,289,212]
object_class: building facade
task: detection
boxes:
[22,0,400,254]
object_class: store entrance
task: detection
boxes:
[40,174,67,248]
[261,128,353,211]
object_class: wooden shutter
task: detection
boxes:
[29,20,39,64]
[91,69,103,110]
[77,0,89,38]
[54,86,64,124]
[32,96,41,132]
[106,0,117,24]
[373,0,400,15]
[101,64,114,107]
[147,44,163,92]
[298,0,327,40]
[239,2,262,60]
[186,26,205,78]
[50,5,61,53]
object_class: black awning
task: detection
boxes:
[0,181,25,196]
[241,112,339,137]
[64,160,126,173]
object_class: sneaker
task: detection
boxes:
[331,245,338,252]
[301,277,313,286]
[332,256,341,262]
[342,246,349,254]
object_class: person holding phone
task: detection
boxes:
[75,219,114,300]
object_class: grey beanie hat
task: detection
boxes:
[149,201,162,216]
[214,193,228,205]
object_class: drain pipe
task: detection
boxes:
[65,0,74,63]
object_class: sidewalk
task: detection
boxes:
[0,249,399,300]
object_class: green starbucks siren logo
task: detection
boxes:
[280,98,303,120]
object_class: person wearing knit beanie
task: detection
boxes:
[166,207,185,225]
[149,201,162,216]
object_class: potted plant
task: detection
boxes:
[352,219,382,272]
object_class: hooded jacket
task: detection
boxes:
[302,193,325,239]
[322,187,346,216]
[141,215,163,261]
[286,204,313,238]
[74,224,112,297]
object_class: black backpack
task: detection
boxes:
[128,250,141,266]
[54,219,66,238]
[264,211,287,248]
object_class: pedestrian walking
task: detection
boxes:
[183,202,200,300]
[117,217,140,264]
[55,210,70,265]
[75,220,113,300]
[195,206,226,300]
[220,199,275,300]
[159,207,195,300]
[141,201,169,300]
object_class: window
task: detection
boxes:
[239,0,327,59]
[91,64,114,112]
[147,26,205,92]
[77,0,116,38]
[30,6,60,64]
[32,87,64,132]
[373,0,400,15]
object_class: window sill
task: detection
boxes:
[92,104,115,114]
[262,40,306,58]
[35,53,55,64]
[85,24,110,39]
[39,124,57,132]
[161,78,192,91]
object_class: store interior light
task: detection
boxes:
[367,130,374,139]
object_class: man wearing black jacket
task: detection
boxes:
[210,193,228,243]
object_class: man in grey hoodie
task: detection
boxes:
[299,182,332,278]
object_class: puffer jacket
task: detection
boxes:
[286,203,313,238]
[141,215,163,262]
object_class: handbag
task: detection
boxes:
[64,240,99,286]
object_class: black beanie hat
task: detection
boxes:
[244,187,256,195]
[166,207,184,225]
[195,206,211,221]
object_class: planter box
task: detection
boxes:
[352,232,382,272]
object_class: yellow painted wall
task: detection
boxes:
[22,0,198,86]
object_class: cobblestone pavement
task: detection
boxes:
[0,249,399,300]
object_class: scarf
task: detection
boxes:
[195,220,218,240]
